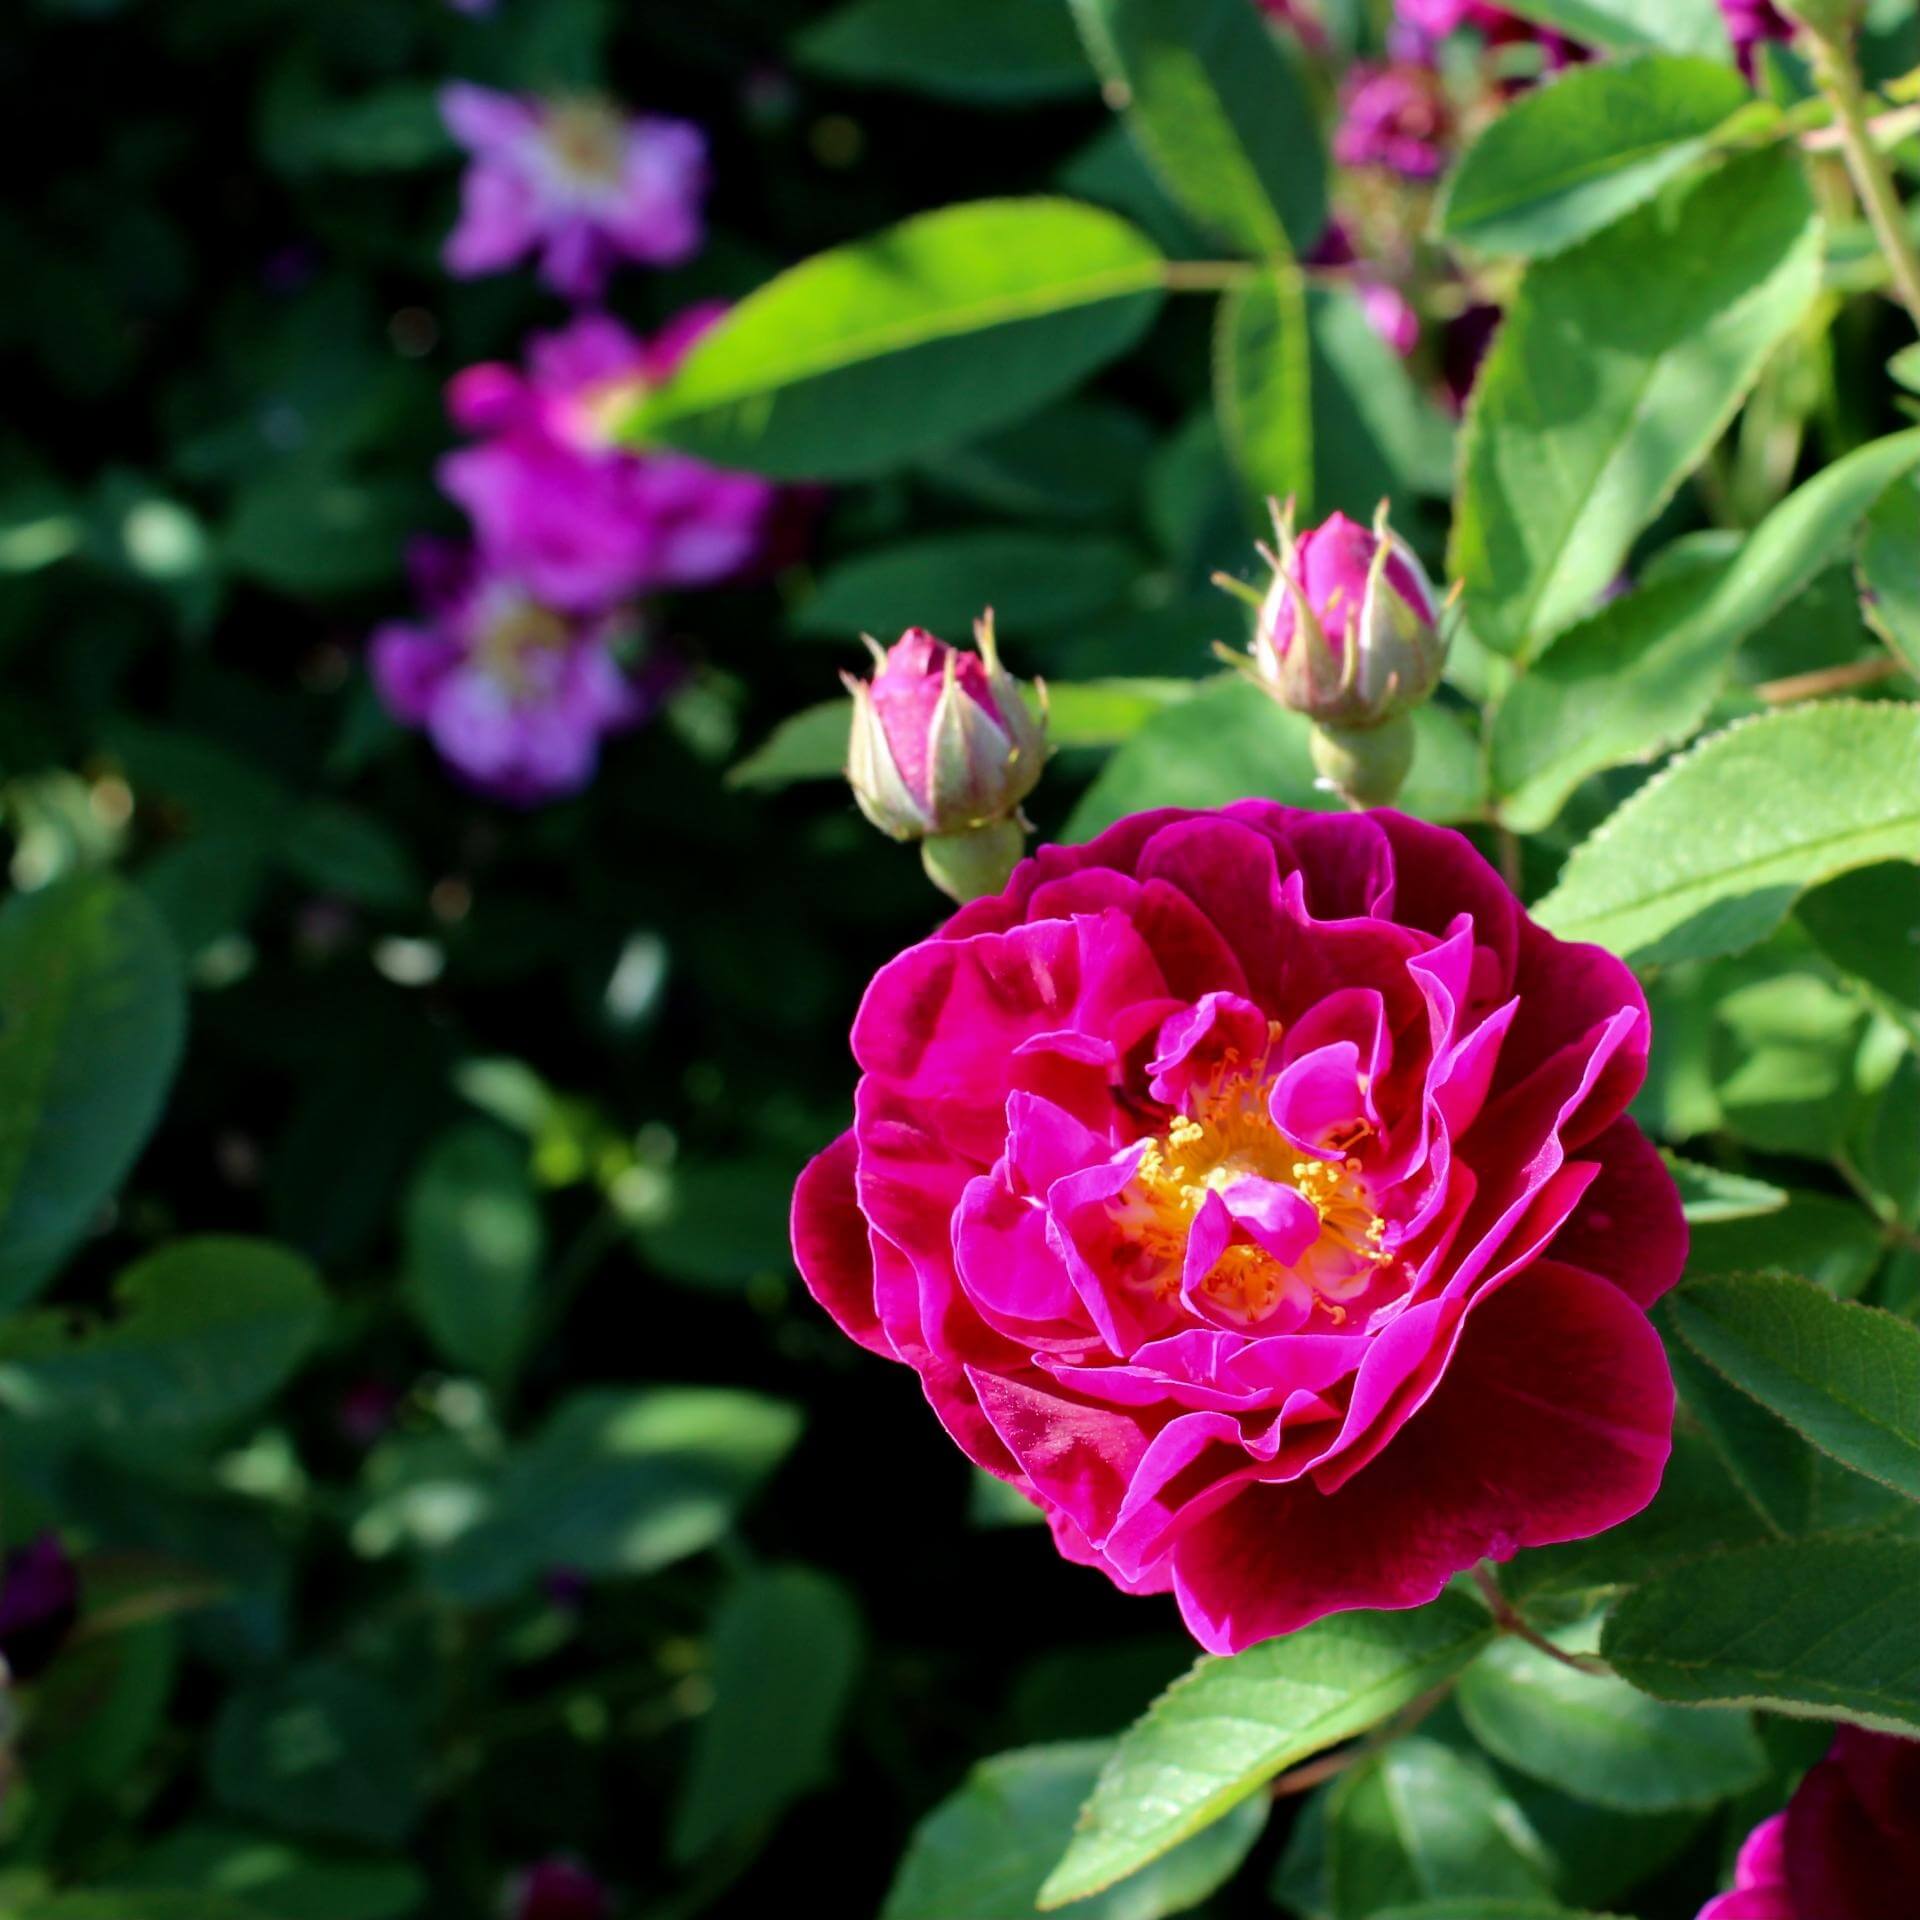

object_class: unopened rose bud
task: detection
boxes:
[1221,503,1447,810]
[504,1858,611,1920]
[843,617,1048,903]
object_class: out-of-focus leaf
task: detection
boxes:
[794,530,1139,638]
[0,874,185,1310]
[0,1239,327,1435]
[888,1741,1266,1919]
[223,462,420,595]
[1456,1637,1766,1813]
[111,1824,425,1920]
[280,802,420,914]
[1711,967,1867,1161]
[633,1153,799,1289]
[210,1662,423,1846]
[1861,475,1920,674]
[1497,0,1732,54]
[1688,1192,1883,1299]
[428,1387,801,1604]
[1067,677,1485,836]
[794,0,1095,103]
[629,200,1164,479]
[1037,1591,1494,1904]
[1439,57,1750,258]
[1067,0,1327,259]
[1603,1539,1920,1733]
[1536,703,1920,965]
[1799,862,1920,1025]
[1324,1736,1551,1916]
[401,1125,545,1389]
[673,1566,864,1862]
[920,400,1155,521]
[1452,147,1821,658]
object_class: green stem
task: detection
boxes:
[1810,29,1920,336]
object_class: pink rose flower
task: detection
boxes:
[369,541,667,805]
[440,83,706,301]
[439,307,781,613]
[792,804,1682,1652]
[1704,1730,1920,1920]
[1335,60,1455,181]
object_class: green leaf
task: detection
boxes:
[1664,1155,1788,1227]
[1036,1591,1494,1905]
[1492,429,1920,828]
[1602,1538,1920,1734]
[888,1741,1266,1920]
[280,801,420,913]
[1860,474,1920,675]
[727,700,855,791]
[1066,0,1326,259]
[1456,1636,1767,1813]
[920,399,1155,521]
[1067,677,1486,838]
[794,0,1095,103]
[16,1897,267,1920]
[1799,863,1920,1020]
[1666,1274,1920,1502]
[1690,1191,1882,1299]
[1215,264,1312,513]
[428,1387,801,1604]
[210,1661,422,1846]
[401,1125,545,1389]
[1452,146,1821,659]
[1497,0,1733,54]
[0,874,186,1310]
[1535,702,1920,965]
[0,1238,328,1434]
[112,1823,425,1920]
[794,530,1139,638]
[223,462,420,595]
[1440,57,1752,259]
[673,1566,864,1863]
[1325,1736,1552,1916]
[629,199,1164,480]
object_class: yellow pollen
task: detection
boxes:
[545,99,627,186]
[1117,1069,1390,1325]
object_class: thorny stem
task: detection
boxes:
[1266,1680,1455,1799]
[1755,655,1905,704]
[1471,1564,1612,1677]
[1808,28,1920,335]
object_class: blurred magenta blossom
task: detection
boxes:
[1309,221,1422,359]
[506,1858,612,1920]
[440,307,780,613]
[440,83,706,301]
[0,1531,78,1682]
[370,541,668,805]
[1396,0,1582,65]
[1721,0,1795,76]
[1335,59,1455,179]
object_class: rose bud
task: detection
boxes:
[504,1857,612,1920]
[843,617,1049,904]
[0,1531,79,1683]
[1229,502,1447,808]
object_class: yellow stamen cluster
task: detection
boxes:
[1117,1067,1390,1326]
[479,600,570,694]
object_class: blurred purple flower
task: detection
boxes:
[1335,59,1454,180]
[370,542,665,805]
[438,307,782,613]
[506,1858,612,1920]
[1307,222,1422,359]
[440,83,706,301]
[0,1533,79,1683]
[1395,0,1582,66]
[337,1378,402,1449]
[1722,0,1793,77]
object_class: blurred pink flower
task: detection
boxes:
[370,542,665,805]
[440,83,705,301]
[1335,60,1454,180]
[0,1531,79,1682]
[1721,0,1794,77]
[506,1858,611,1920]
[1396,0,1582,66]
[439,308,780,613]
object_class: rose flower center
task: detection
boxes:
[1117,1069,1390,1328]
[544,100,626,187]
